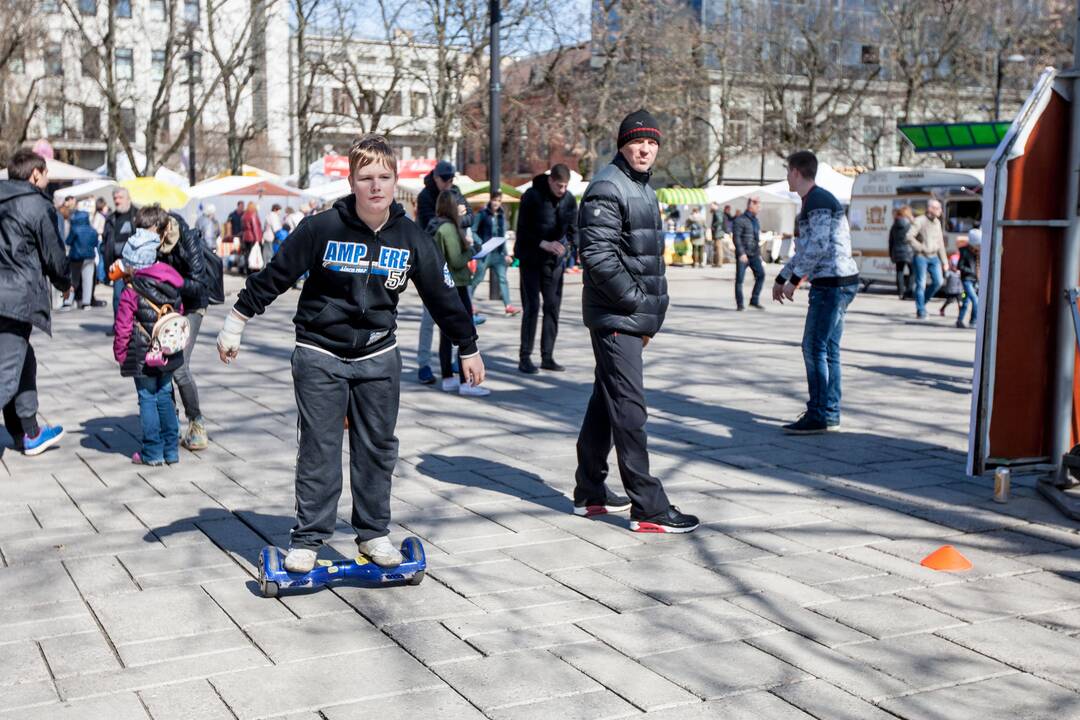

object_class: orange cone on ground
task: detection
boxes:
[920,545,973,572]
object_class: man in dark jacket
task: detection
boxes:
[515,164,577,373]
[103,187,136,330]
[0,149,70,455]
[732,196,766,310]
[414,160,473,384]
[573,110,698,534]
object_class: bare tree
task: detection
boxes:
[292,0,327,188]
[0,0,43,163]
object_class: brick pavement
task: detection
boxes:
[1,266,1078,719]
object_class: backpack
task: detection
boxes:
[138,297,190,368]
[201,242,225,305]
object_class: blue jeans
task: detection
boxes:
[469,254,511,307]
[134,373,179,463]
[802,284,857,424]
[417,307,434,370]
[913,256,943,316]
[960,279,978,324]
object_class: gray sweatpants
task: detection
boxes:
[172,311,203,421]
[290,345,401,548]
[0,319,38,441]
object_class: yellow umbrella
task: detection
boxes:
[119,177,189,210]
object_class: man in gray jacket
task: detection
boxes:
[573,110,698,534]
[0,149,70,455]
[906,199,950,319]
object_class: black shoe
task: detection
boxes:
[574,490,632,518]
[826,418,841,431]
[782,413,828,435]
[541,358,565,372]
[630,505,699,534]
[105,328,115,337]
[518,358,539,374]
[736,306,746,311]
[91,299,108,308]
[749,303,765,311]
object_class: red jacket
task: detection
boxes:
[241,210,262,244]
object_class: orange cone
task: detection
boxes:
[920,545,973,572]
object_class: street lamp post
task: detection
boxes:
[993,52,1027,121]
[184,24,200,187]
[488,0,501,195]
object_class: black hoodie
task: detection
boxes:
[515,172,577,267]
[234,197,478,360]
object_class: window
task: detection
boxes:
[945,199,982,233]
[42,0,59,11]
[45,43,63,77]
[151,50,166,81]
[78,0,96,15]
[410,92,428,117]
[116,0,131,18]
[386,91,402,116]
[120,107,137,142]
[45,104,64,138]
[184,0,199,24]
[150,0,166,21]
[516,124,530,174]
[82,106,101,139]
[116,48,134,81]
[861,45,880,65]
[332,87,351,115]
[188,52,202,83]
[309,87,323,113]
[81,46,99,79]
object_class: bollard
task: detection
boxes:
[993,467,1011,503]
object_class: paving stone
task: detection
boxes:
[713,563,838,605]
[247,612,392,662]
[429,558,558,597]
[0,680,59,715]
[334,577,484,627]
[593,556,741,604]
[437,527,571,554]
[487,690,640,720]
[39,631,120,678]
[809,595,964,639]
[2,529,162,565]
[727,593,871,647]
[552,641,699,711]
[432,649,600,712]
[200,577,295,628]
[63,556,141,597]
[280,586,358,618]
[639,691,815,719]
[468,623,595,655]
[384,620,483,665]
[548,567,661,612]
[878,672,1079,720]
[90,586,234,646]
[117,628,253,667]
[0,692,150,720]
[0,562,83,609]
[898,575,1080,623]
[467,585,586,612]
[577,600,782,658]
[833,545,960,586]
[322,687,487,720]
[502,538,622,573]
[939,618,1080,692]
[1025,608,1080,635]
[137,679,235,720]
[641,640,809,699]
[211,648,444,719]
[445,600,614,638]
[838,634,1013,691]
[772,678,899,720]
[0,641,50,687]
[753,551,881,586]
[0,600,95,643]
[868,538,1039,579]
[116,542,238,580]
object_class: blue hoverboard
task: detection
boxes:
[257,537,426,597]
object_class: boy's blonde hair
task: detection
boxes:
[349,134,397,178]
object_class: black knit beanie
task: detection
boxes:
[617,109,662,149]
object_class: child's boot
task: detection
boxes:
[182,417,209,451]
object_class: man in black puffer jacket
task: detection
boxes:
[573,110,698,534]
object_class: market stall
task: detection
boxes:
[656,187,709,265]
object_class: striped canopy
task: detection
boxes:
[656,187,708,205]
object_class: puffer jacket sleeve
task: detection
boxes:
[38,205,71,293]
[113,286,137,364]
[176,222,207,309]
[578,180,646,314]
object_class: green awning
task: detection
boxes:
[656,187,708,205]
[898,121,1011,153]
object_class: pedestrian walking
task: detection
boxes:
[265,203,284,264]
[733,196,766,310]
[215,135,484,572]
[515,163,577,374]
[113,207,186,466]
[957,229,980,329]
[889,205,915,299]
[772,150,860,435]
[103,188,137,328]
[573,109,698,534]
[240,202,263,275]
[708,201,724,267]
[196,204,221,252]
[414,160,472,385]
[469,190,519,316]
[65,209,99,309]
[907,199,949,319]
[57,196,76,311]
[0,149,70,455]
[688,207,706,268]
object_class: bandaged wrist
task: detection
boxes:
[218,309,249,349]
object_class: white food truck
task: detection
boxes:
[848,168,984,287]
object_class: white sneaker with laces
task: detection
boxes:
[357,536,403,567]
[458,383,491,397]
[441,377,461,392]
[284,547,317,573]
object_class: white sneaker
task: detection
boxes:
[284,547,317,573]
[458,383,491,397]
[357,536,403,567]
[441,377,461,392]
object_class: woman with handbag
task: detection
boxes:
[241,202,263,275]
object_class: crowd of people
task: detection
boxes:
[0,108,876,567]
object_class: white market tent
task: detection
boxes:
[705,183,801,235]
[96,152,190,189]
[53,179,117,204]
[0,158,104,182]
[761,164,855,205]
[305,177,424,206]
[516,170,589,197]
[182,176,317,224]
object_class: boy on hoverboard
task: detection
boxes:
[217,135,485,572]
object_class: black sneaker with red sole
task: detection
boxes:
[573,491,632,518]
[630,505,699,534]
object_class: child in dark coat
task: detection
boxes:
[113,206,185,466]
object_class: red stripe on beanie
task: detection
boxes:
[618,127,663,140]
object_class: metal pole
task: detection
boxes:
[993,52,1002,121]
[488,0,501,194]
[186,28,197,187]
[1051,0,1080,486]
